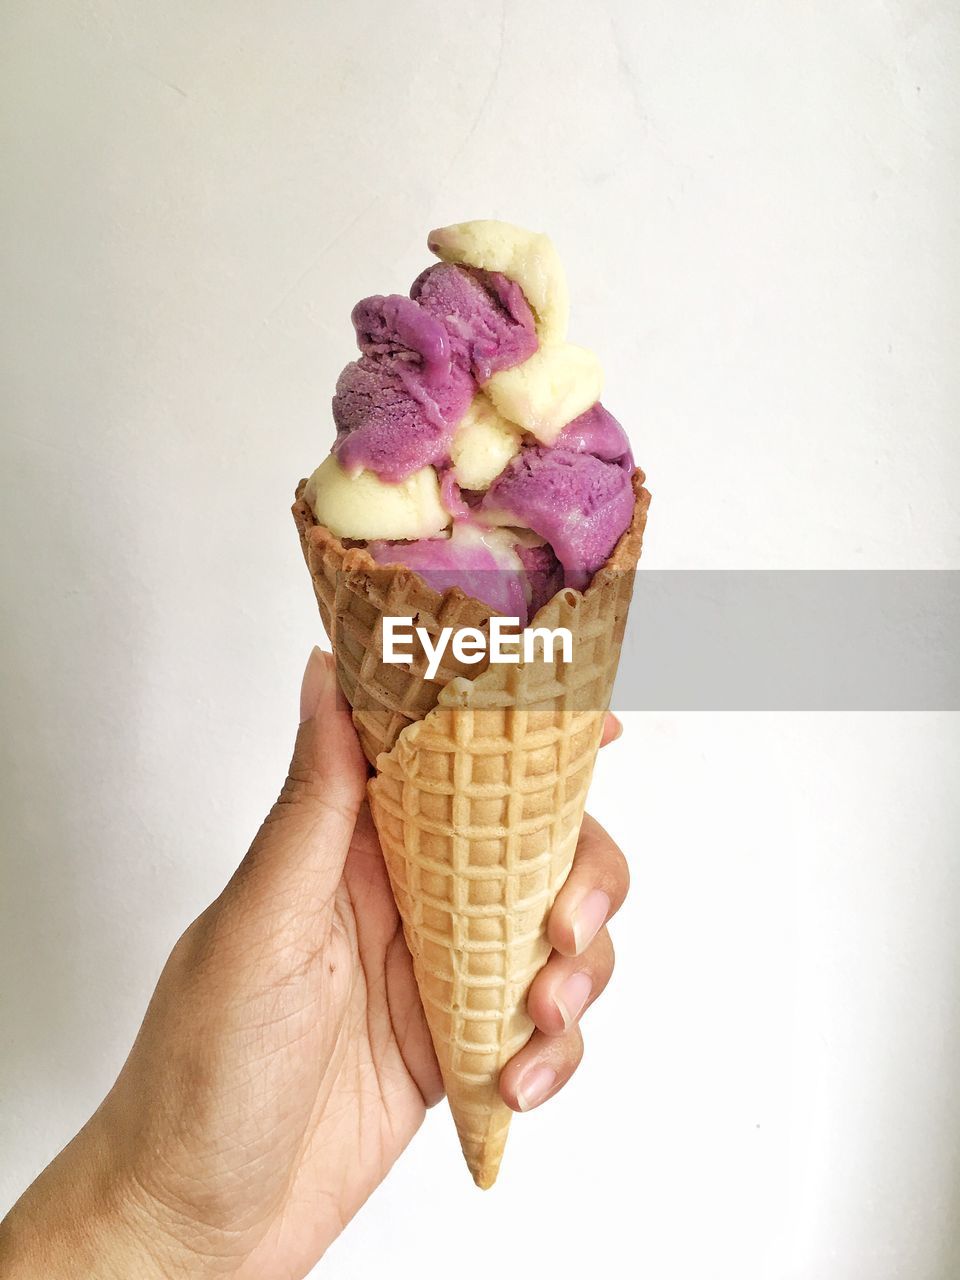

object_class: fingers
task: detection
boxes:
[500,1026,583,1113]
[500,928,615,1111]
[221,648,367,919]
[547,813,629,958]
[525,926,614,1036]
[599,711,623,748]
[500,815,628,1113]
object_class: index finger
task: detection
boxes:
[599,712,623,748]
[547,813,629,957]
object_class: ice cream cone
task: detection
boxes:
[293,471,650,1185]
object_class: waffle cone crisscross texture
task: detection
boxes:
[292,470,650,1187]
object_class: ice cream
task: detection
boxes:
[367,524,530,621]
[410,263,539,381]
[305,455,450,541]
[304,219,637,618]
[449,395,523,490]
[426,219,570,343]
[515,541,565,614]
[484,341,604,445]
[482,447,635,589]
[554,402,634,470]
[332,294,475,482]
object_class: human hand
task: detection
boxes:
[0,649,629,1279]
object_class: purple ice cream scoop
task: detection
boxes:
[351,293,451,387]
[332,270,537,482]
[484,447,634,589]
[332,290,475,480]
[554,403,634,471]
[367,531,530,621]
[411,263,538,383]
[332,352,473,481]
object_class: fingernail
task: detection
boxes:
[516,1065,557,1112]
[608,714,623,742]
[555,971,592,1029]
[299,646,333,723]
[571,889,610,955]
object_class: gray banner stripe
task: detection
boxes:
[612,571,960,711]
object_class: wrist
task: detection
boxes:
[0,1121,191,1280]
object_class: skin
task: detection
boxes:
[0,650,629,1279]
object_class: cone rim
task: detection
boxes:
[292,467,650,628]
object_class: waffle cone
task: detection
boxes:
[293,471,650,1186]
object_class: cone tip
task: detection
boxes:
[468,1154,502,1190]
[456,1113,510,1189]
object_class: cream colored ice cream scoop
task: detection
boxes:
[485,342,603,445]
[304,456,450,541]
[450,394,524,489]
[427,219,570,343]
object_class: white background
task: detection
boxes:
[2,2,959,1277]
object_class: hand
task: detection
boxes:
[0,649,630,1279]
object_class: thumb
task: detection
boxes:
[224,647,368,924]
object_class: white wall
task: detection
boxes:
[2,3,958,1277]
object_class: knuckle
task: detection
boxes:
[589,933,615,995]
[167,907,221,979]
[594,840,629,910]
[614,844,630,897]
[264,771,360,834]
[553,1024,584,1072]
[595,927,615,975]
[596,837,628,890]
[274,763,325,809]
